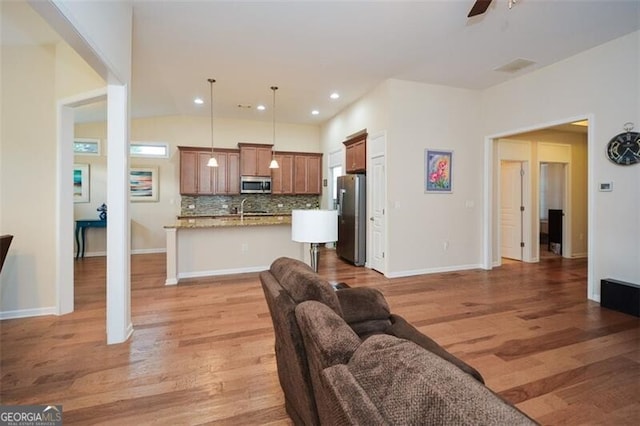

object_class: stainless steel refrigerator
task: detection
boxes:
[336,174,366,266]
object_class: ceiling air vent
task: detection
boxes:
[494,58,536,73]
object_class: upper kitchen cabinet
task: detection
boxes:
[343,130,367,173]
[271,152,294,194]
[293,153,322,195]
[239,143,273,177]
[179,146,240,195]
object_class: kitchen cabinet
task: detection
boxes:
[179,147,240,195]
[293,153,322,194]
[239,143,273,177]
[271,153,294,194]
[343,131,367,173]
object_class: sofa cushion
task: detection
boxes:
[346,334,536,425]
[388,314,485,383]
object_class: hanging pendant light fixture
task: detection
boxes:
[269,85,279,169]
[207,78,218,168]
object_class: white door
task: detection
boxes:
[501,161,523,260]
[370,154,386,273]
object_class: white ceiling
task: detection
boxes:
[3,0,640,125]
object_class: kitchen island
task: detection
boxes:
[164,214,305,285]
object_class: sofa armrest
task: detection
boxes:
[319,364,388,425]
[387,314,485,384]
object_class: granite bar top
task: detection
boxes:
[165,214,291,229]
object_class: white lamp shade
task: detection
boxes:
[207,156,218,167]
[291,210,338,243]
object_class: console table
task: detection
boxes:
[75,219,106,259]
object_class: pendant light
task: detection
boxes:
[206,78,218,168]
[269,85,279,169]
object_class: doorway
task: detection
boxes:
[539,162,566,258]
[484,117,590,295]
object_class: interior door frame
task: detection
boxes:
[483,114,594,301]
[57,87,107,315]
[366,131,387,274]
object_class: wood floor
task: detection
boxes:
[1,251,638,425]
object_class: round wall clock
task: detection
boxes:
[606,123,640,165]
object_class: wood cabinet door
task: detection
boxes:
[293,155,308,194]
[227,152,240,194]
[214,152,227,194]
[180,150,198,194]
[197,152,214,194]
[293,154,322,194]
[240,146,258,176]
[353,140,366,172]
[305,155,321,194]
[346,140,366,173]
[272,153,294,194]
[256,147,273,176]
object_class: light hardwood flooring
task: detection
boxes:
[1,250,638,425]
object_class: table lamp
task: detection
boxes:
[291,209,338,272]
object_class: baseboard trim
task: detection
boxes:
[386,263,483,279]
[80,248,166,257]
[178,265,268,280]
[0,306,57,320]
[132,248,166,255]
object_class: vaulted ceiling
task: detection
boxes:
[3,1,640,125]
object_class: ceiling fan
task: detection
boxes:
[468,0,517,18]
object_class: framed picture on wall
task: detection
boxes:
[425,149,453,193]
[129,167,159,202]
[73,163,90,203]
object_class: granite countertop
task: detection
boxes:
[165,214,291,229]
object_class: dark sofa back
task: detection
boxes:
[259,256,343,425]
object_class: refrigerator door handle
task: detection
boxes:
[338,189,346,217]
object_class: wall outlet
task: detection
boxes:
[188,204,195,209]
[222,204,228,209]
[277,203,283,208]
[443,241,449,251]
[241,243,248,252]
[306,203,311,207]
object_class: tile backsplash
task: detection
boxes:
[180,194,320,216]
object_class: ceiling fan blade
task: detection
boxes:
[468,0,492,17]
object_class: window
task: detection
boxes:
[73,138,100,155]
[130,141,169,158]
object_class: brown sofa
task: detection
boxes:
[260,257,530,425]
[296,300,537,425]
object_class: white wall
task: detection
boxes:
[483,31,640,298]
[321,79,484,277]
[386,80,483,276]
[0,37,104,316]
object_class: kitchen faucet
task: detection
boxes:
[240,198,248,220]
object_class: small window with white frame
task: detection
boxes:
[74,138,101,156]
[130,141,169,158]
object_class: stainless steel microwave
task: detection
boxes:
[240,176,272,194]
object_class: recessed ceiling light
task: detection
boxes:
[194,98,204,105]
[330,92,340,100]
[257,105,266,111]
[311,110,320,115]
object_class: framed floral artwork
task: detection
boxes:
[425,149,452,193]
